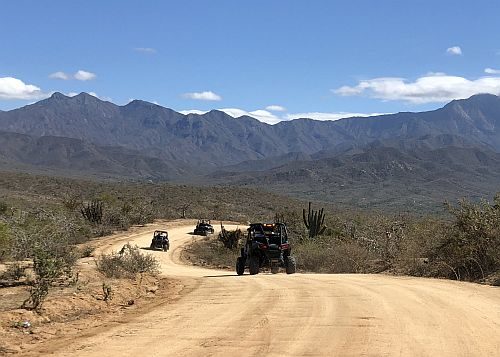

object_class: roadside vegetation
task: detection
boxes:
[188,198,500,285]
[0,170,498,315]
[0,171,311,312]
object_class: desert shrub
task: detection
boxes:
[0,222,11,261]
[104,209,129,230]
[186,236,240,268]
[294,237,373,273]
[434,195,500,280]
[126,202,154,226]
[218,227,243,249]
[0,262,25,281]
[96,243,159,278]
[10,214,88,259]
[78,245,95,258]
[22,236,77,311]
[62,194,82,211]
[0,201,8,215]
[390,218,446,276]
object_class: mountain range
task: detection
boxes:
[0,92,499,212]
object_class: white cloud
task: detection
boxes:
[134,47,157,54]
[241,109,281,124]
[51,70,97,81]
[74,70,96,81]
[285,112,388,121]
[218,108,280,124]
[334,73,500,104]
[179,107,387,124]
[182,91,222,101]
[485,68,500,75]
[179,108,280,124]
[265,105,286,112]
[0,77,47,100]
[179,109,207,115]
[446,46,462,55]
[49,71,70,80]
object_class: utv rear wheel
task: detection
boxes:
[286,256,296,274]
[236,257,245,275]
[249,256,260,275]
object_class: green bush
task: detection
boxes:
[22,237,77,311]
[436,195,500,280]
[0,223,11,261]
[294,238,373,273]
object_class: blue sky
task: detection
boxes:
[1,0,500,123]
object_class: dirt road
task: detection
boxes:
[34,221,500,356]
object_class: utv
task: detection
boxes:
[236,223,296,275]
[150,230,169,251]
[194,219,214,236]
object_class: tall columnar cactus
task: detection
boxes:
[302,202,326,238]
[81,199,103,224]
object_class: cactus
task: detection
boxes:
[81,199,103,224]
[302,202,326,238]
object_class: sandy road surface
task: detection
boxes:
[33,221,499,356]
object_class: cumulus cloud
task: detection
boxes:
[334,73,500,104]
[179,107,387,124]
[485,68,500,75]
[49,71,70,80]
[134,47,157,54]
[49,70,96,81]
[446,46,462,55]
[0,77,47,100]
[182,91,222,101]
[265,105,286,112]
[74,70,96,81]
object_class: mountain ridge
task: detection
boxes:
[1,92,500,211]
[1,93,499,168]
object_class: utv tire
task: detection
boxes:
[163,244,169,252]
[150,243,154,250]
[249,256,260,275]
[285,256,296,274]
[236,257,245,275]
